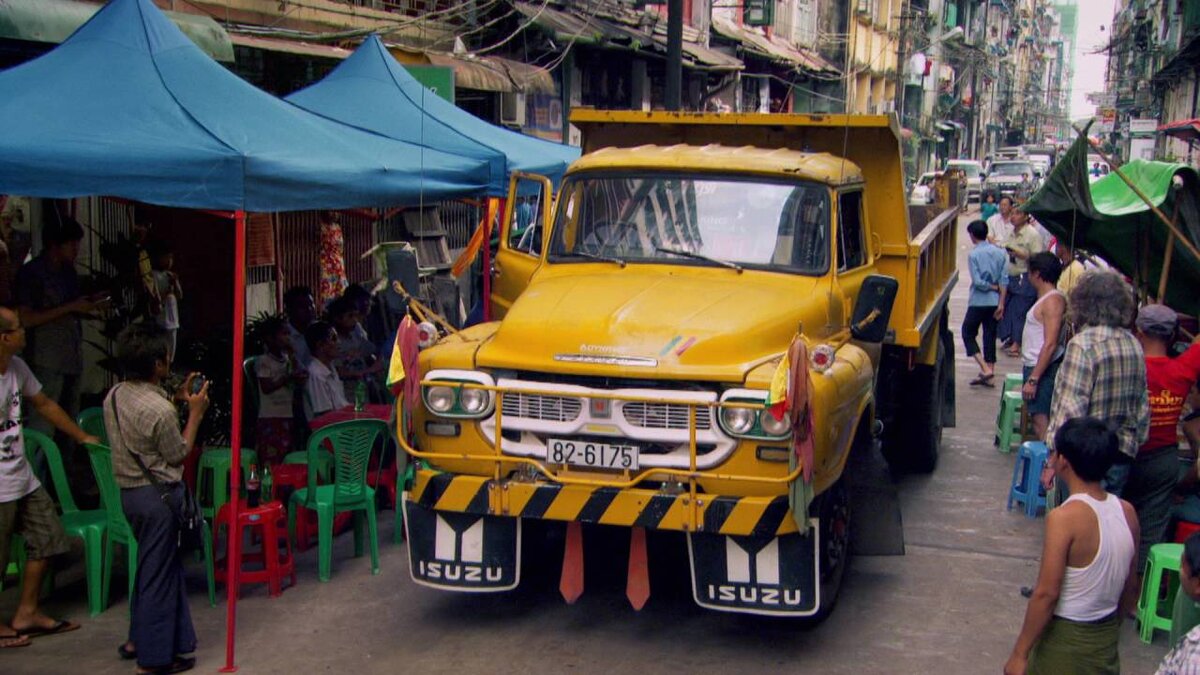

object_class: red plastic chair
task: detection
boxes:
[1175,520,1200,544]
[214,499,295,597]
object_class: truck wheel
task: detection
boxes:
[887,329,948,474]
[810,472,850,621]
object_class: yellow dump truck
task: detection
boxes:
[397,111,958,618]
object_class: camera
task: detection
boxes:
[190,375,207,395]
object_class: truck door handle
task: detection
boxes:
[491,261,502,278]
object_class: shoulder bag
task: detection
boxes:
[107,384,205,553]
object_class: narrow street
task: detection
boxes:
[3,209,1170,674]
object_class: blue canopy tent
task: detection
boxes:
[286,35,580,197]
[0,0,490,209]
[0,1,493,667]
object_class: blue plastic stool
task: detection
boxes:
[1008,441,1048,518]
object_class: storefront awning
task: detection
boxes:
[710,16,836,75]
[514,0,742,71]
[0,0,234,62]
[424,52,556,94]
[230,34,353,60]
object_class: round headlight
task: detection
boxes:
[459,387,489,415]
[426,385,456,414]
[760,410,791,437]
[721,406,756,435]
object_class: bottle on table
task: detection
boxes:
[247,463,261,508]
[354,380,367,412]
[261,464,273,503]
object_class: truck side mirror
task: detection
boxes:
[850,275,899,343]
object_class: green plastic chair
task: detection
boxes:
[85,442,138,611]
[86,443,217,609]
[283,448,334,484]
[288,419,385,581]
[196,447,259,521]
[25,430,107,616]
[77,407,108,445]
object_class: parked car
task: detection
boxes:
[945,160,983,202]
[983,160,1037,200]
[909,171,939,204]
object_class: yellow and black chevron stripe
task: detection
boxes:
[410,470,799,537]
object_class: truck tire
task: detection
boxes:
[883,313,951,474]
[810,471,850,622]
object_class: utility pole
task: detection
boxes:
[666,0,683,111]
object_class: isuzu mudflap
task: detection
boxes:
[402,496,521,592]
[687,519,819,616]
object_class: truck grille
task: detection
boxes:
[622,402,713,430]
[501,392,582,423]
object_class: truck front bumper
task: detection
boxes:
[409,468,799,537]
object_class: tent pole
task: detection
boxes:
[1078,128,1200,265]
[482,198,493,322]
[221,209,247,673]
[1157,201,1181,302]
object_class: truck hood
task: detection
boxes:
[476,268,819,382]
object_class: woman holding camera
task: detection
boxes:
[104,324,209,675]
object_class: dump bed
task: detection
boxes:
[568,110,958,351]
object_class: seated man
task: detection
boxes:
[303,320,347,420]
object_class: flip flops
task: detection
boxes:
[15,619,80,639]
[969,373,996,387]
[0,633,30,649]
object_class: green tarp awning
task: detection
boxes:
[1025,127,1200,315]
[0,0,234,62]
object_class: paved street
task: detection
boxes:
[2,209,1172,674]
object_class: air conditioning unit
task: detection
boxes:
[500,92,526,127]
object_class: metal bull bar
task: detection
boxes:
[396,379,803,534]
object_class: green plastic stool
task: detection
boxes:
[996,391,1024,453]
[197,447,258,521]
[1002,373,1024,394]
[1139,543,1185,643]
[284,448,334,484]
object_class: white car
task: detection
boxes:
[909,172,939,205]
[945,160,984,202]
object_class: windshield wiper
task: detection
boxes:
[567,249,626,267]
[655,246,743,273]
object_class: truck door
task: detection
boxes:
[490,172,553,319]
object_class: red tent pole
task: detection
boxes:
[221,210,247,673]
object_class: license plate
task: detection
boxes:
[547,438,639,470]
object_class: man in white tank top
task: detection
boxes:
[1006,418,1140,675]
[1020,252,1066,442]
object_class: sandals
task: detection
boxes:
[119,642,138,660]
[0,633,30,649]
[14,619,80,639]
[969,373,996,387]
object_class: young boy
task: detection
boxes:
[254,317,306,464]
[147,240,181,359]
[327,297,381,402]
[303,320,347,420]
[1006,417,1141,675]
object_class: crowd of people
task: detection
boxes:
[965,200,1200,672]
[251,282,388,466]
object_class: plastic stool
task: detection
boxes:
[1007,441,1048,517]
[1138,542,1185,643]
[1002,373,1024,394]
[996,391,1024,453]
[1175,520,1200,544]
[197,448,258,521]
[213,500,295,598]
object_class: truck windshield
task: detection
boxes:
[548,174,831,275]
[990,162,1033,177]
